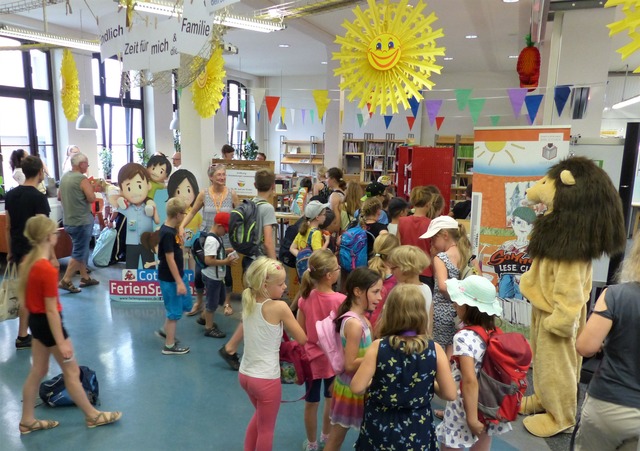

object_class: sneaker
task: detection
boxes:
[319,435,328,450]
[303,440,318,451]
[204,326,226,338]
[15,334,32,350]
[155,329,180,344]
[218,345,240,370]
[162,344,190,355]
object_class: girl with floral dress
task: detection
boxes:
[323,268,383,451]
[351,285,456,450]
[436,276,511,451]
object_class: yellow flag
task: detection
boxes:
[313,90,331,121]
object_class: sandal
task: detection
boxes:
[58,280,81,293]
[86,411,122,428]
[80,278,99,288]
[223,304,233,316]
[186,305,203,317]
[434,409,444,420]
[19,419,59,435]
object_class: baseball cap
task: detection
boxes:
[304,200,329,220]
[361,181,386,201]
[420,215,459,239]
[215,211,230,232]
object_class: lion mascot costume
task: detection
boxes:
[519,156,626,437]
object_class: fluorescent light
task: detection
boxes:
[76,104,98,130]
[278,44,290,48]
[320,61,328,65]
[444,57,454,61]
[509,55,518,59]
[0,24,99,52]
[465,35,478,39]
[135,1,285,33]
[612,94,640,110]
[503,0,519,3]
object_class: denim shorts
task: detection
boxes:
[203,276,226,312]
[160,275,192,320]
[65,223,94,263]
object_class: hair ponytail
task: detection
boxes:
[368,234,400,278]
[299,218,311,236]
[334,267,381,332]
[451,223,472,272]
[241,257,286,316]
[299,250,337,299]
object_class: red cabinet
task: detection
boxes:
[395,146,454,215]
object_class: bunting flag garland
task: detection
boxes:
[340,109,344,125]
[219,92,227,114]
[310,110,315,124]
[455,89,472,110]
[280,107,287,124]
[425,99,443,126]
[490,115,500,126]
[468,98,486,125]
[507,88,528,118]
[357,112,364,127]
[256,111,261,122]
[252,88,266,112]
[435,116,445,130]
[554,85,572,116]
[384,115,393,129]
[408,96,420,118]
[361,106,371,126]
[265,96,280,122]
[301,109,306,125]
[366,103,374,118]
[406,116,416,130]
[525,94,544,125]
[312,90,331,121]
[290,108,296,125]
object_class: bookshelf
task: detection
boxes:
[280,135,325,174]
[343,132,407,183]
[342,133,365,180]
[435,134,474,206]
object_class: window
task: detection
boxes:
[227,80,247,155]
[92,55,144,179]
[0,37,57,190]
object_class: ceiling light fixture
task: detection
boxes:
[320,61,328,65]
[0,24,100,52]
[503,0,519,3]
[134,1,285,33]
[443,57,453,61]
[465,35,478,39]
[169,110,180,130]
[278,44,290,48]
[76,103,98,129]
[508,55,518,59]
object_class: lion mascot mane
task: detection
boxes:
[519,156,625,437]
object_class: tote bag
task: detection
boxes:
[0,263,20,322]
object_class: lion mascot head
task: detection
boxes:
[526,156,625,261]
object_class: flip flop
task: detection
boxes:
[223,304,233,316]
[86,411,122,428]
[186,306,203,317]
[19,419,59,435]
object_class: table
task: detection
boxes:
[272,190,297,212]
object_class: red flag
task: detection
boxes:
[435,116,444,130]
[265,96,280,122]
[406,116,415,130]
[366,103,374,118]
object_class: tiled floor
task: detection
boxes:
[0,260,573,450]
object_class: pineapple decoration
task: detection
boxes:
[517,34,541,91]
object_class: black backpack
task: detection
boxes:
[39,366,99,407]
[316,181,331,204]
[192,233,224,274]
[279,216,306,268]
[229,199,268,257]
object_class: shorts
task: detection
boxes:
[160,275,192,320]
[65,223,93,263]
[305,376,335,403]
[203,275,226,312]
[29,313,69,347]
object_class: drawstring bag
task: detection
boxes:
[0,263,19,322]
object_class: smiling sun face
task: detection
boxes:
[367,33,401,70]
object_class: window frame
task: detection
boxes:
[226,79,247,155]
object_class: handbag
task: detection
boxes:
[279,330,312,386]
[0,263,20,322]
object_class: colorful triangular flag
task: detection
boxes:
[455,89,472,110]
[265,96,280,122]
[408,96,420,118]
[425,99,443,126]
[406,116,416,130]
[310,109,315,124]
[507,88,528,119]
[383,115,393,129]
[251,88,266,112]
[312,90,331,121]
[525,94,544,125]
[301,109,306,125]
[490,115,500,126]
[357,113,364,128]
[435,116,445,130]
[468,98,486,125]
[554,85,572,117]
[290,108,295,126]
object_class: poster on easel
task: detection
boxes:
[210,159,274,199]
[470,126,571,332]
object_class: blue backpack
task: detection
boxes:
[39,366,99,407]
[296,228,317,280]
[339,224,373,272]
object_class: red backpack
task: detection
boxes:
[463,326,532,424]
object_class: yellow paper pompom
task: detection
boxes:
[60,49,80,121]
[605,0,640,73]
[191,46,226,118]
[333,0,445,114]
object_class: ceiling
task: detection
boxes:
[0,0,637,80]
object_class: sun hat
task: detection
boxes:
[419,215,459,239]
[361,181,386,201]
[445,275,503,317]
[215,211,230,232]
[304,200,329,220]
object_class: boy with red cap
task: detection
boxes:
[201,211,238,338]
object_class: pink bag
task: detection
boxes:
[315,311,364,374]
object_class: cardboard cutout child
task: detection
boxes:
[147,154,172,226]
[168,169,201,247]
[117,163,160,269]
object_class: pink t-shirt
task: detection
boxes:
[298,289,346,379]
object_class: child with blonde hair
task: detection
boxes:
[238,257,307,451]
[324,268,383,451]
[352,284,457,450]
[296,249,346,451]
[368,233,400,328]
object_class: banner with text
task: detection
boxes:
[110,269,195,302]
[177,0,212,56]
[227,169,258,196]
[98,12,126,62]
[148,20,180,73]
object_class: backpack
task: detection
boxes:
[279,330,313,386]
[339,224,374,272]
[279,216,306,268]
[90,227,117,267]
[192,233,224,276]
[295,228,317,280]
[229,199,268,257]
[316,181,331,204]
[461,326,532,424]
[315,311,365,374]
[39,365,99,407]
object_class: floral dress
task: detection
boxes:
[435,330,512,448]
[433,252,460,347]
[356,338,438,451]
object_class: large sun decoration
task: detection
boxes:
[333,0,445,114]
[605,0,640,73]
[60,49,80,122]
[191,46,226,118]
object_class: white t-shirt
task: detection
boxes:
[419,283,433,314]
[201,235,226,281]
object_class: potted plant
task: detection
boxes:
[98,147,113,180]
[242,136,259,160]
[134,137,150,165]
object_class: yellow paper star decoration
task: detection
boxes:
[191,46,226,119]
[605,0,640,73]
[60,49,80,122]
[332,0,445,115]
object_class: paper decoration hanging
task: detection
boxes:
[406,116,416,130]
[252,88,266,112]
[517,35,541,91]
[191,46,226,119]
[455,89,473,110]
[256,111,261,122]
[333,0,445,115]
[310,110,315,124]
[361,106,371,125]
[435,116,444,130]
[384,115,393,129]
[408,96,420,118]
[280,107,287,123]
[605,0,640,73]
[301,109,307,125]
[60,49,80,121]
[313,90,331,121]
[507,88,528,118]
[490,115,500,126]
[219,92,227,113]
[554,85,572,116]
[265,96,280,122]
[290,108,296,125]
[425,99,443,126]
[468,98,486,125]
[340,110,344,125]
[357,113,364,127]
[525,94,544,125]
